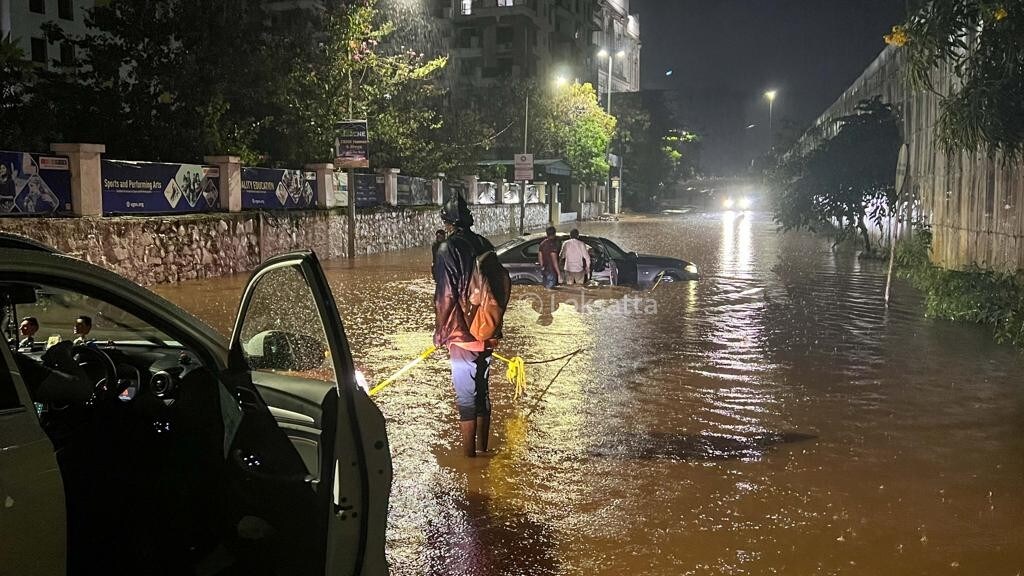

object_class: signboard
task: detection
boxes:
[514,153,534,181]
[241,167,316,209]
[0,150,72,215]
[101,160,219,215]
[611,177,621,190]
[335,120,370,169]
[396,176,431,206]
[353,173,385,208]
[332,171,349,207]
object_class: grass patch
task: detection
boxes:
[896,227,1024,348]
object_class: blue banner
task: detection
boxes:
[354,174,385,208]
[0,150,72,216]
[101,160,220,214]
[397,176,431,206]
[241,167,316,209]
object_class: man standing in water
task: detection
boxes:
[433,195,496,457]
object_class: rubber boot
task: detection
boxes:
[476,415,490,453]
[459,420,477,458]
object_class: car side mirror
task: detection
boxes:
[243,330,328,372]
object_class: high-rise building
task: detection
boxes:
[1,0,96,68]
[592,0,640,95]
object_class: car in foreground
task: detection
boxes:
[0,233,391,576]
[495,233,699,287]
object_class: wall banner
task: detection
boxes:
[241,167,316,209]
[101,160,219,214]
[354,174,385,208]
[396,175,431,206]
[0,150,72,215]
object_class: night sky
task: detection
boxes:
[630,0,907,174]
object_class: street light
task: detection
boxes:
[764,90,777,150]
[597,48,627,114]
[598,47,626,214]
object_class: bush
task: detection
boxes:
[896,226,1024,348]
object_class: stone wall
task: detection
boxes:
[0,203,548,285]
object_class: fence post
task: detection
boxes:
[433,172,445,205]
[464,175,479,203]
[549,183,561,227]
[535,181,547,203]
[51,143,104,216]
[204,155,242,212]
[384,168,400,206]
[304,162,335,208]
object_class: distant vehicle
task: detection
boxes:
[0,233,390,576]
[721,196,753,210]
[495,233,699,287]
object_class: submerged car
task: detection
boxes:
[0,233,391,576]
[495,233,699,287]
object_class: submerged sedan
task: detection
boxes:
[495,233,699,287]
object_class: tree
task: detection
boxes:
[540,82,616,184]
[613,90,700,210]
[770,97,902,252]
[888,0,1024,158]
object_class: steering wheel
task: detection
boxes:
[70,345,122,400]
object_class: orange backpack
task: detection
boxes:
[464,250,512,341]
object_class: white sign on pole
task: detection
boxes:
[514,153,534,181]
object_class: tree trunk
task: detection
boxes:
[858,220,871,253]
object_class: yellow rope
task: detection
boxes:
[367,345,528,401]
[368,345,437,397]
[492,353,527,401]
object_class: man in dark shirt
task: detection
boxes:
[433,195,496,457]
[537,226,561,289]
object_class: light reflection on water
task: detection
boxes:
[155,212,1024,575]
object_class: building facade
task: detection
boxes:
[1,0,96,68]
[592,0,640,96]
[436,0,639,93]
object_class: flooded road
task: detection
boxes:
[156,212,1024,575]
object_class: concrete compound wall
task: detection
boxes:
[0,204,548,286]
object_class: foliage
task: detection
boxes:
[896,226,1024,347]
[613,91,699,210]
[540,82,616,184]
[770,97,902,252]
[890,0,1024,158]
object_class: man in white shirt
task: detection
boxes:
[559,229,591,286]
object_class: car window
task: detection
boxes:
[598,238,629,259]
[12,285,174,347]
[238,265,338,384]
[522,240,543,258]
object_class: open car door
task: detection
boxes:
[228,251,391,576]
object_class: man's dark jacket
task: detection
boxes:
[433,228,495,346]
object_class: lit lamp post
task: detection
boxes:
[598,48,626,213]
[764,90,777,151]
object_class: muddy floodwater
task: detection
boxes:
[155,212,1024,575]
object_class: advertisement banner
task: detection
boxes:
[354,174,385,208]
[444,180,467,203]
[0,150,72,215]
[477,182,497,205]
[396,176,431,206]
[101,160,220,214]
[335,120,370,169]
[241,167,316,209]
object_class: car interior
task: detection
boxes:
[2,279,333,576]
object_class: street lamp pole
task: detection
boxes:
[599,48,625,213]
[764,90,777,152]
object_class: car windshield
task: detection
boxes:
[7,284,173,347]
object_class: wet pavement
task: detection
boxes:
[156,212,1024,575]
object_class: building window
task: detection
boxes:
[60,42,75,67]
[59,0,74,20]
[30,0,45,14]
[31,38,47,64]
[496,26,513,47]
[498,0,514,6]
[461,0,472,15]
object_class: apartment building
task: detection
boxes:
[1,0,96,67]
